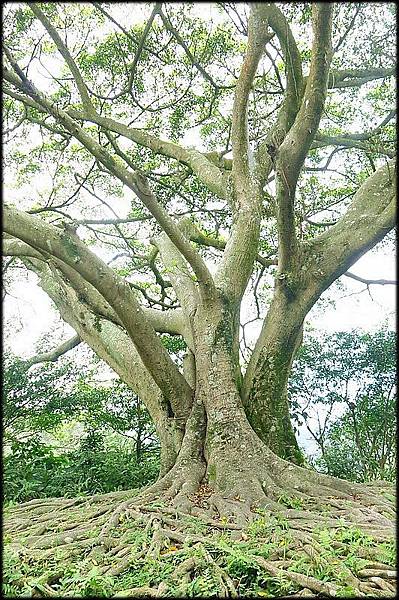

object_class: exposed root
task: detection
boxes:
[4,477,396,598]
[208,443,396,538]
[4,444,396,598]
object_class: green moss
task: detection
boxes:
[277,271,300,301]
[212,295,239,357]
[93,314,102,332]
[208,463,216,483]
[61,233,81,263]
[214,314,234,354]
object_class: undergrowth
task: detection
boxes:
[3,434,159,504]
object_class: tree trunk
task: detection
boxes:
[9,255,394,538]
[242,287,305,463]
[189,294,299,513]
[5,288,395,569]
[133,294,394,537]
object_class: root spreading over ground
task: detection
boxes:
[3,470,396,598]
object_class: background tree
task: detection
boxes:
[3,347,160,502]
[316,393,396,483]
[2,3,396,590]
[289,327,396,482]
[3,353,76,444]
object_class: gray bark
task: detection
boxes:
[23,257,182,475]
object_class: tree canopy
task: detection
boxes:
[3,1,396,462]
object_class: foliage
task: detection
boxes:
[315,390,396,482]
[3,432,159,504]
[2,2,396,469]
[2,354,77,441]
[3,3,395,299]
[3,352,160,503]
[3,350,157,445]
[289,327,396,482]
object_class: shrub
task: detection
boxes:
[3,431,160,503]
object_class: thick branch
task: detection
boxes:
[133,174,216,296]
[22,256,182,468]
[278,3,333,177]
[3,206,193,420]
[231,3,270,191]
[327,67,395,88]
[255,6,304,175]
[282,66,395,93]
[2,237,46,260]
[315,110,395,148]
[303,160,396,302]
[312,113,395,158]
[276,3,333,272]
[25,335,81,368]
[312,136,387,154]
[55,258,185,334]
[265,4,303,131]
[216,4,270,302]
[90,114,228,198]
[312,110,395,158]
[153,225,198,316]
[2,236,185,335]
[29,4,95,115]
[244,161,395,407]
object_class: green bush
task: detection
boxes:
[3,431,160,504]
[3,437,69,503]
[3,352,161,504]
[289,328,396,482]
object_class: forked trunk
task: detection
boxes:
[151,295,310,520]
[182,289,305,479]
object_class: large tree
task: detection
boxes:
[2,0,396,545]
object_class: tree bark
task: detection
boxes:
[3,14,396,587]
[242,287,305,463]
[22,257,183,476]
[135,294,395,535]
[3,238,395,539]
